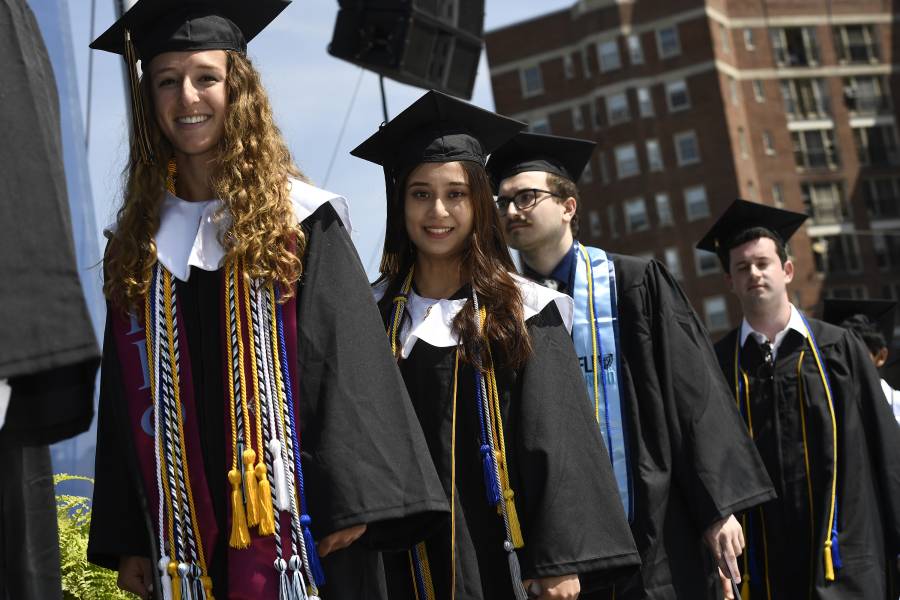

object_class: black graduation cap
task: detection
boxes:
[823,298,897,348]
[696,199,808,266]
[90,0,290,163]
[484,132,596,188]
[351,90,525,275]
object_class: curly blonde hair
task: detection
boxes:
[104,51,306,310]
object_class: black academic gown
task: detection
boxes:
[380,294,640,600]
[527,253,776,600]
[87,203,449,600]
[714,318,900,600]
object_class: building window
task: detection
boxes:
[773,183,785,207]
[763,131,775,155]
[598,151,610,184]
[844,75,891,114]
[684,185,710,221]
[624,197,650,232]
[646,139,664,171]
[812,235,862,274]
[581,46,592,78]
[746,180,756,200]
[854,125,900,167]
[696,249,721,276]
[744,28,755,50]
[607,204,619,238]
[674,130,701,166]
[873,234,900,271]
[863,177,900,219]
[614,144,640,179]
[801,181,849,225]
[729,77,739,105]
[666,80,691,112]
[834,24,880,64]
[720,23,730,54]
[780,78,829,120]
[627,34,644,65]
[598,39,622,72]
[737,128,749,158]
[657,25,681,59]
[637,87,654,117]
[520,65,543,97]
[655,193,673,226]
[606,92,630,125]
[572,106,585,131]
[530,117,550,134]
[792,129,839,170]
[704,296,730,332]
[563,54,575,79]
[664,247,683,279]
[588,210,602,237]
[591,100,602,129]
[771,27,820,67]
[752,80,765,102]
[580,161,593,184]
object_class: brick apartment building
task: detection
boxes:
[485,0,900,342]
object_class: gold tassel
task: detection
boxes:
[168,562,181,600]
[243,448,260,526]
[256,462,276,535]
[201,575,215,600]
[824,541,835,581]
[122,29,153,164]
[503,488,524,549]
[227,469,251,548]
[741,577,750,599]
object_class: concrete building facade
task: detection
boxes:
[485,0,900,339]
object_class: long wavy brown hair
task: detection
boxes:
[376,161,532,368]
[104,50,306,310]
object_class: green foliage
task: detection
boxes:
[55,474,137,600]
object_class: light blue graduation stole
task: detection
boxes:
[572,242,632,520]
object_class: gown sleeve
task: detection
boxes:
[86,310,154,570]
[512,301,640,584]
[639,260,774,529]
[294,203,449,548]
[843,332,900,553]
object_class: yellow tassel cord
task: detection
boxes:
[234,262,260,526]
[163,271,211,584]
[225,263,251,548]
[168,561,181,600]
[256,462,276,536]
[417,543,437,600]
[579,245,601,422]
[480,307,524,549]
[407,553,422,600]
[390,269,415,356]
[201,576,216,600]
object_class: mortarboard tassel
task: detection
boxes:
[123,29,153,164]
[243,448,260,526]
[158,557,174,600]
[256,462,276,535]
[227,468,251,548]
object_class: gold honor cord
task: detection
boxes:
[579,245,601,423]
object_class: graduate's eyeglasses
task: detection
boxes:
[495,189,561,212]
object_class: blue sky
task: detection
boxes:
[69,1,572,276]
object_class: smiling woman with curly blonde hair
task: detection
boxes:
[86,3,447,600]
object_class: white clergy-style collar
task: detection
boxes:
[106,178,352,282]
[373,274,574,359]
[739,303,808,359]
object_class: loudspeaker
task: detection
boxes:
[328,0,484,100]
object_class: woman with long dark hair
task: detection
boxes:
[352,91,639,600]
[86,2,446,599]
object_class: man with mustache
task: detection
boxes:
[699,200,900,599]
[487,133,774,600]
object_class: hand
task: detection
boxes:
[117,556,153,600]
[522,573,580,599]
[718,567,735,600]
[703,514,744,585]
[317,523,367,557]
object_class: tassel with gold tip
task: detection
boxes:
[243,448,260,526]
[168,561,182,600]
[227,468,250,548]
[503,488,524,548]
[824,540,835,581]
[740,577,750,599]
[256,462,276,535]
